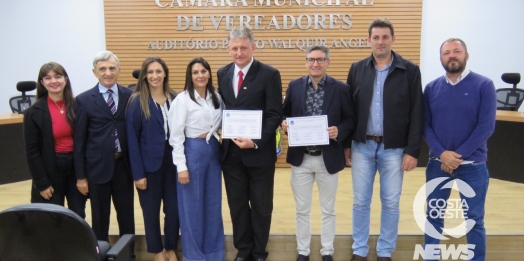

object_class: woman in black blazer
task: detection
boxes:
[23,62,86,218]
[126,57,179,261]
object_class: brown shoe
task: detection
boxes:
[351,254,367,261]
[377,257,392,261]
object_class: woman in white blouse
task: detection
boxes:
[126,57,179,261]
[168,57,225,261]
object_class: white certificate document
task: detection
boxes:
[222,110,263,139]
[287,115,329,147]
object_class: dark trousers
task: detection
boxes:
[222,145,275,259]
[89,157,135,241]
[137,142,179,253]
[31,153,87,218]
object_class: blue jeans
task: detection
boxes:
[424,159,489,261]
[351,140,404,258]
[178,137,225,261]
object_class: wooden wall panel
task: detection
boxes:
[104,0,422,167]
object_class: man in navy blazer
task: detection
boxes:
[217,28,282,261]
[282,45,354,261]
[74,51,135,242]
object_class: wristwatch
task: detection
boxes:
[253,142,258,149]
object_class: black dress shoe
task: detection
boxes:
[234,257,248,261]
[297,254,310,261]
[253,258,266,261]
[322,255,333,261]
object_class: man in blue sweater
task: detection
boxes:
[423,38,497,261]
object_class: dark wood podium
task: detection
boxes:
[0,114,31,185]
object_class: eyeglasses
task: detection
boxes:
[306,58,328,64]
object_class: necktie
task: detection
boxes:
[237,70,244,92]
[107,89,119,152]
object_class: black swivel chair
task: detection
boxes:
[9,81,37,114]
[0,203,134,261]
[496,73,524,111]
[127,69,140,91]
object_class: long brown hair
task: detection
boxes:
[184,57,220,109]
[36,62,75,128]
[129,56,176,119]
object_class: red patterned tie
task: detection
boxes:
[237,70,244,92]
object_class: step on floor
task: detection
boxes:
[110,234,524,261]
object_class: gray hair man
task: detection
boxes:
[217,28,283,261]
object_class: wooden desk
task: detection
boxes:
[0,114,24,125]
[0,114,30,184]
[3,111,524,184]
[487,111,524,183]
[494,110,524,123]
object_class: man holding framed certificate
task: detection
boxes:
[281,45,355,261]
[217,27,283,261]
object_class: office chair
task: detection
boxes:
[496,73,523,111]
[127,69,140,91]
[9,81,37,114]
[0,203,134,261]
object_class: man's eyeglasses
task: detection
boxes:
[306,58,328,64]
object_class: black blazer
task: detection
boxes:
[23,98,64,191]
[74,84,132,184]
[346,51,424,157]
[217,59,283,167]
[283,75,354,174]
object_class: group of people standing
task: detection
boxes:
[23,17,496,261]
[281,18,495,261]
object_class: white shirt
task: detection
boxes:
[168,90,224,172]
[444,68,470,86]
[156,101,170,140]
[233,57,254,97]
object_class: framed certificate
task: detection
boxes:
[222,110,263,139]
[287,115,329,147]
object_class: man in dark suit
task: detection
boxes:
[282,45,354,261]
[74,51,135,243]
[217,28,282,261]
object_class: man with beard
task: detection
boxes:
[422,38,496,261]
